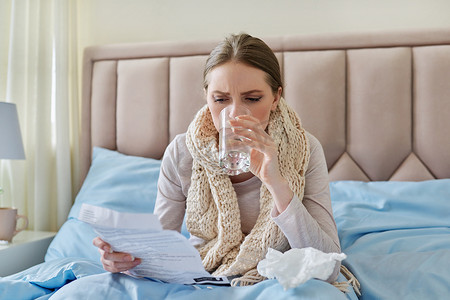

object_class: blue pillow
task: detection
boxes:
[45,147,162,261]
[330,179,450,250]
[68,147,161,218]
[330,180,450,300]
[45,219,100,261]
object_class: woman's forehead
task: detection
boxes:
[207,62,269,90]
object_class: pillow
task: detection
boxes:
[330,180,450,300]
[68,147,162,218]
[330,179,450,250]
[45,219,100,262]
[45,147,162,261]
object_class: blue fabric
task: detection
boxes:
[0,258,105,299]
[6,150,450,299]
[1,259,356,300]
[45,147,163,262]
[45,219,99,262]
[68,147,161,218]
[330,179,450,300]
[50,273,355,300]
[331,179,450,250]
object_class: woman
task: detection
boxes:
[94,33,342,287]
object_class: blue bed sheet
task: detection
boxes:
[1,258,356,300]
[0,258,105,300]
[0,148,358,300]
[344,228,450,299]
[2,148,449,299]
[330,180,450,300]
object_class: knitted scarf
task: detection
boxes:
[185,98,310,286]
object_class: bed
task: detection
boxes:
[1,28,450,300]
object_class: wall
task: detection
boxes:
[75,0,450,101]
[77,0,450,49]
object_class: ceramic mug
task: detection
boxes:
[0,207,28,242]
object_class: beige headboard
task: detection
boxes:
[81,28,450,184]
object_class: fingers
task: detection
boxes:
[231,115,266,135]
[229,117,275,154]
[93,236,113,253]
[93,237,141,273]
[229,115,282,183]
[100,249,141,273]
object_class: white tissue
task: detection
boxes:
[257,247,346,290]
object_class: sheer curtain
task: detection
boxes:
[0,0,80,231]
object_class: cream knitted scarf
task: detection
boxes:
[185,98,310,286]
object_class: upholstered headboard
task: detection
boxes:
[81,28,450,184]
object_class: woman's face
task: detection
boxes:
[205,62,281,131]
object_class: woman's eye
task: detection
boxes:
[246,97,262,102]
[214,98,226,102]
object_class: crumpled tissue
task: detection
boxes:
[257,247,346,290]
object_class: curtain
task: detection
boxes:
[0,0,80,231]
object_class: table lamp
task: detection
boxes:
[0,102,26,197]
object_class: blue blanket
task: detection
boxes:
[2,148,449,299]
[331,180,450,299]
[1,258,356,300]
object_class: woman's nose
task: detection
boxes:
[229,105,240,118]
[228,104,250,118]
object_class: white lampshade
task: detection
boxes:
[0,102,26,160]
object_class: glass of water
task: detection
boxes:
[218,105,251,175]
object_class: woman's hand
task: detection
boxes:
[229,115,294,214]
[93,237,141,273]
[229,115,280,183]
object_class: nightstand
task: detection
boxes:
[0,230,56,277]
